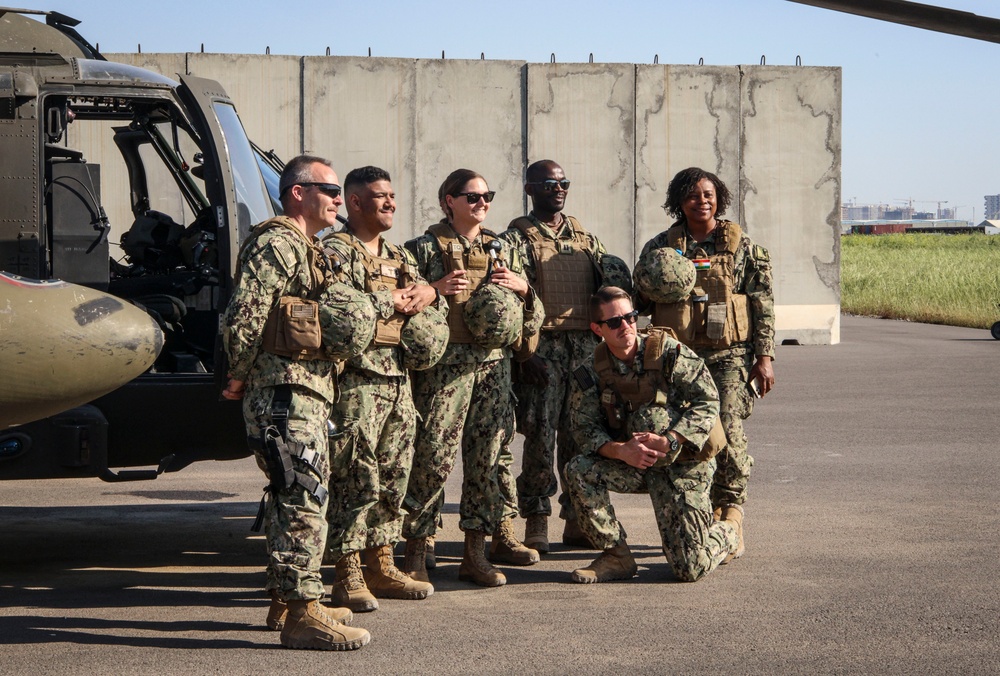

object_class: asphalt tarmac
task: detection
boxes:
[1,315,998,675]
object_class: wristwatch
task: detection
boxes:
[666,432,681,456]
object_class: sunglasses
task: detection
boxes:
[299,182,343,199]
[455,191,496,204]
[527,179,571,193]
[596,310,639,329]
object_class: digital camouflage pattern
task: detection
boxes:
[399,301,449,371]
[463,282,523,350]
[598,253,634,295]
[402,228,541,538]
[633,247,696,304]
[499,216,606,520]
[566,332,737,582]
[316,281,379,361]
[639,224,774,507]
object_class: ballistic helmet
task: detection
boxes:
[598,253,634,295]
[463,282,522,350]
[400,303,450,370]
[633,247,696,304]
[317,281,377,360]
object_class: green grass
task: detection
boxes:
[841,233,1000,329]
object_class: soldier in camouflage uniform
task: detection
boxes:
[222,155,371,650]
[402,168,545,587]
[321,166,439,611]
[499,159,616,553]
[636,166,775,562]
[566,287,741,583]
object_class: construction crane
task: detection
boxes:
[894,198,948,218]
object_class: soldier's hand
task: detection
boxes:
[749,356,775,396]
[432,270,469,296]
[519,355,549,387]
[490,265,529,298]
[395,283,437,314]
[616,436,665,470]
[222,378,245,401]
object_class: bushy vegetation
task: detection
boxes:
[841,233,1000,328]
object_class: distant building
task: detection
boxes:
[977,220,1000,235]
[985,195,1000,220]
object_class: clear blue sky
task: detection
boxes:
[11,0,1000,222]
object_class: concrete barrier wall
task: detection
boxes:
[98,52,841,344]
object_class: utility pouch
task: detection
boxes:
[693,416,727,462]
[601,389,625,431]
[261,425,296,492]
[706,302,727,342]
[261,297,323,358]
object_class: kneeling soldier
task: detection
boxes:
[565,286,742,583]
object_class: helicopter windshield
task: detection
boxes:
[211,102,274,240]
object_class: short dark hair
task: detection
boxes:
[663,167,732,220]
[344,166,391,196]
[525,159,559,183]
[590,286,633,322]
[279,154,332,206]
[438,168,486,221]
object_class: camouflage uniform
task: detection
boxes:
[223,220,340,601]
[402,227,544,538]
[566,332,739,582]
[499,214,607,520]
[639,223,774,507]
[321,230,437,558]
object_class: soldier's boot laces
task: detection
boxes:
[489,518,540,566]
[403,537,431,583]
[562,516,599,549]
[721,504,745,564]
[571,541,637,584]
[523,514,549,554]
[280,600,370,651]
[267,590,352,631]
[425,534,436,569]
[459,530,506,587]
[362,545,434,600]
[331,552,379,612]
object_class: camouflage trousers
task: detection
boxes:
[244,384,331,601]
[403,357,518,538]
[565,454,738,582]
[706,352,756,507]
[514,330,595,520]
[326,369,416,559]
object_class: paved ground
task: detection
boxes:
[1,316,998,675]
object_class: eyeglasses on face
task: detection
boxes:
[455,191,496,204]
[596,310,639,329]
[283,182,342,199]
[527,179,571,193]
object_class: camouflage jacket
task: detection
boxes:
[405,225,544,365]
[639,223,775,362]
[569,332,720,457]
[321,228,437,378]
[223,222,337,402]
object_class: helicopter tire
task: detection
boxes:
[991,321,1000,340]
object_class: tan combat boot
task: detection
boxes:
[571,541,637,583]
[459,530,506,587]
[267,590,353,631]
[712,506,723,522]
[562,516,598,549]
[425,534,436,569]
[489,518,540,565]
[331,552,379,612]
[523,514,549,554]
[720,504,745,564]
[280,599,370,651]
[362,545,434,599]
[403,537,430,583]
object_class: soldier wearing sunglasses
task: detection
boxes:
[563,286,742,584]
[499,159,615,554]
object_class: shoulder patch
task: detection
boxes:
[753,244,770,262]
[573,365,596,391]
[270,236,298,276]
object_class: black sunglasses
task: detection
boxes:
[456,191,496,204]
[281,182,342,199]
[596,310,639,330]
[527,179,571,193]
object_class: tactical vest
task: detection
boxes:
[510,215,597,331]
[328,232,412,346]
[236,217,334,361]
[593,328,724,462]
[427,221,499,344]
[651,220,751,349]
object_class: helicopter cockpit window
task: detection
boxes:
[211,102,273,243]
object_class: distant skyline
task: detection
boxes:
[9,0,1000,223]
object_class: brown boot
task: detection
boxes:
[280,600,370,651]
[571,541,637,583]
[403,537,430,583]
[459,530,506,587]
[362,545,434,599]
[720,504,745,564]
[523,515,549,554]
[562,517,599,549]
[712,506,723,522]
[331,552,379,612]
[425,534,436,569]
[489,518,540,565]
[267,590,353,631]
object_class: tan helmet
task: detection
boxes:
[463,281,522,350]
[626,402,683,467]
[400,303,450,371]
[598,253,634,295]
[317,281,377,360]
[633,247,696,304]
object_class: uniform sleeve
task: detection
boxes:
[499,226,536,284]
[743,240,775,359]
[568,363,615,457]
[665,343,721,449]
[634,232,670,315]
[223,241,288,382]
[507,244,545,337]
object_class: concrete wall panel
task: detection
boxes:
[527,63,635,262]
[741,66,841,344]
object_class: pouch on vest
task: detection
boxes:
[706,302,727,342]
[261,296,324,358]
[693,415,727,462]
